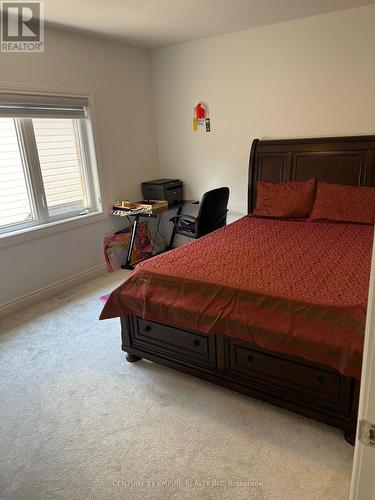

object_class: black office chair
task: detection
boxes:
[170,187,229,245]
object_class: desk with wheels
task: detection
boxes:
[112,200,198,270]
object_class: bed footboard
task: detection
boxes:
[120,315,360,444]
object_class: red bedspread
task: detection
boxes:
[100,217,374,379]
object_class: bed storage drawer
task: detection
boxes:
[131,317,216,368]
[226,339,352,411]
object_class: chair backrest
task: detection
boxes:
[196,187,230,237]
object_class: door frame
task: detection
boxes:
[350,230,375,500]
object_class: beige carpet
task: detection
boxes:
[0,271,354,500]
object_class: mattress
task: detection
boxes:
[100,216,374,379]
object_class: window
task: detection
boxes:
[0,93,102,237]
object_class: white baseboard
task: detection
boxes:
[0,263,107,319]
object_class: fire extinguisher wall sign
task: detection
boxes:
[193,102,211,132]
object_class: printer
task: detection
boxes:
[141,179,183,204]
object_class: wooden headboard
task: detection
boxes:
[248,135,375,213]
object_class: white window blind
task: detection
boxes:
[0,94,88,118]
[0,92,101,236]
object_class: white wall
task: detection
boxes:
[151,4,375,220]
[0,27,158,308]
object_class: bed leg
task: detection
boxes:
[344,430,356,446]
[126,354,142,363]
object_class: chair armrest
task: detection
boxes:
[169,214,197,223]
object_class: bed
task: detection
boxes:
[101,135,375,444]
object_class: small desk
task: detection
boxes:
[113,200,197,270]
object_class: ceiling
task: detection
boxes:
[45,0,375,48]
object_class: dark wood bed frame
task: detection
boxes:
[120,135,375,444]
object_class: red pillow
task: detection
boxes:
[310,182,375,224]
[252,179,316,218]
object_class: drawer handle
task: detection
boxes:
[247,355,254,364]
[144,325,152,332]
[192,339,200,347]
[316,375,326,386]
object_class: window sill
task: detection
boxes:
[0,210,108,249]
